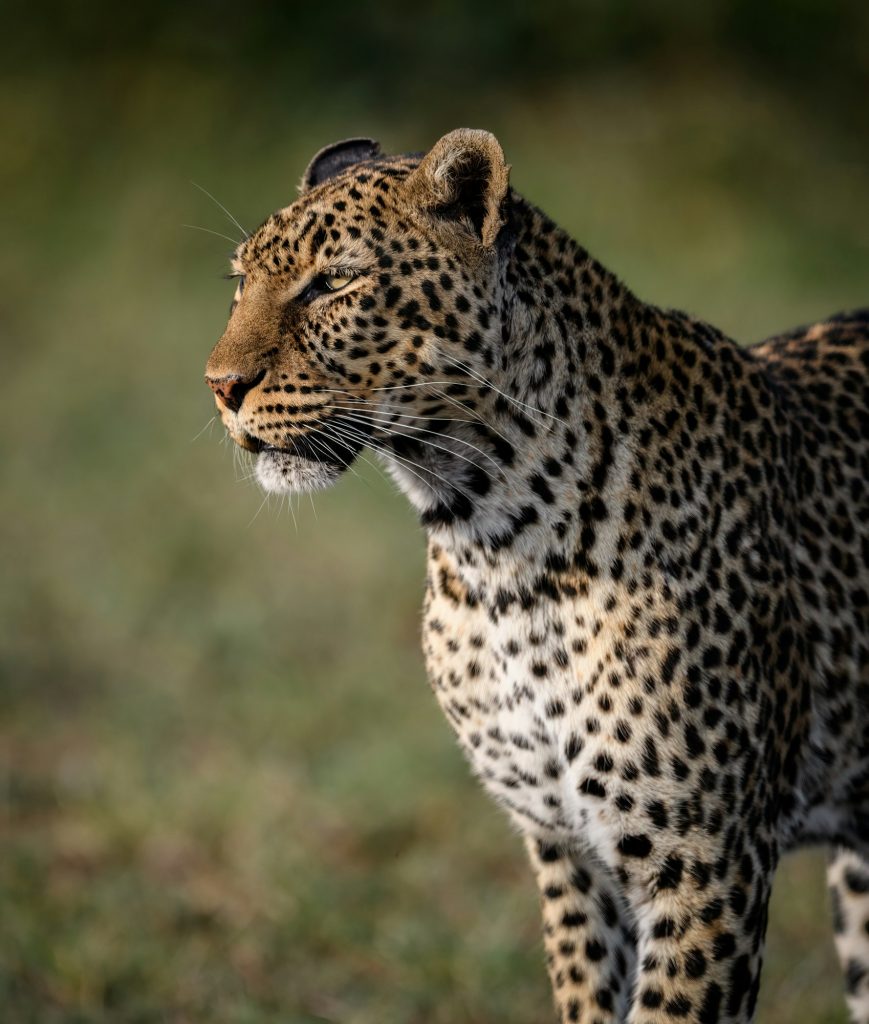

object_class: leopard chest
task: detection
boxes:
[422,566,622,842]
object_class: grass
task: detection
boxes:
[1,54,867,1023]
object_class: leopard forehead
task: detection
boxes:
[235,157,422,278]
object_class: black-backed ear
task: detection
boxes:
[407,129,510,248]
[300,138,382,192]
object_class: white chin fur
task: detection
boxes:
[255,450,343,494]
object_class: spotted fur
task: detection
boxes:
[205,129,869,1023]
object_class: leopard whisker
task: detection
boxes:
[304,426,376,493]
[278,490,299,532]
[190,180,248,241]
[441,353,563,426]
[247,490,272,529]
[191,415,218,443]
[323,407,505,479]
[321,400,488,429]
[419,386,519,450]
[327,420,473,505]
[182,224,244,247]
[317,384,518,452]
[320,381,463,395]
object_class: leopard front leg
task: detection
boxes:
[617,834,775,1024]
[829,847,869,1023]
[526,836,638,1023]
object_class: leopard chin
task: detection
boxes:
[254,449,346,494]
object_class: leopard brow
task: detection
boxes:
[316,245,373,272]
[316,234,373,275]
[320,259,367,275]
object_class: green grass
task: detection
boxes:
[2,52,867,1023]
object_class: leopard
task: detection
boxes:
[204,129,869,1023]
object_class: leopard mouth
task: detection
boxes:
[248,415,370,494]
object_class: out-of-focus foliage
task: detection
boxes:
[9,1,869,107]
[1,2,867,1021]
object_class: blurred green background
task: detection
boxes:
[2,2,868,1021]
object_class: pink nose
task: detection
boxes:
[206,371,263,412]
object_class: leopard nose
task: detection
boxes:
[206,370,265,412]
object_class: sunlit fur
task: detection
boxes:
[205,130,869,1024]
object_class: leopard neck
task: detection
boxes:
[412,196,738,590]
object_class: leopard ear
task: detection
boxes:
[408,129,510,248]
[300,138,382,191]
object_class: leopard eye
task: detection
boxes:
[322,272,355,292]
[224,271,245,293]
[226,273,245,316]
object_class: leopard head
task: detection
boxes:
[205,129,513,511]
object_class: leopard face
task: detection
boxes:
[205,130,512,508]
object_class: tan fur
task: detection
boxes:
[204,130,869,1023]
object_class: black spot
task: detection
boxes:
[571,867,593,893]
[685,948,707,978]
[846,958,866,994]
[618,834,653,858]
[657,855,684,890]
[565,734,583,762]
[530,473,555,503]
[845,869,869,894]
[726,955,752,1017]
[665,995,692,1017]
[310,226,327,255]
[698,981,722,1023]
[661,647,681,685]
[580,777,607,799]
